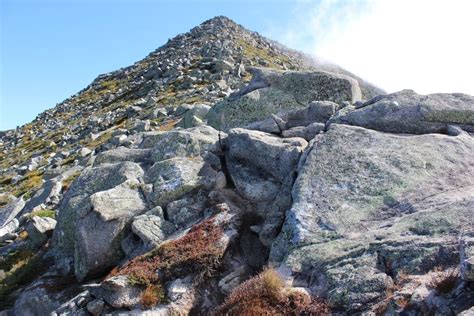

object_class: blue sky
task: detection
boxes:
[2,0,474,130]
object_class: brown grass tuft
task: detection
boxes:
[215,268,330,316]
[427,267,459,294]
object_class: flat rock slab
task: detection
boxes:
[271,124,474,311]
[331,89,474,134]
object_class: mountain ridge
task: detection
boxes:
[1,15,473,315]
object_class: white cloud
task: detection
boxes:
[267,0,474,95]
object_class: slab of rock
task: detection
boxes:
[26,215,57,247]
[131,207,175,250]
[145,157,205,206]
[140,125,222,162]
[224,128,307,202]
[89,276,141,309]
[330,89,474,134]
[208,68,361,130]
[460,230,474,281]
[0,195,25,228]
[52,161,145,280]
[271,124,474,311]
[22,179,62,213]
[93,146,152,166]
[0,218,19,243]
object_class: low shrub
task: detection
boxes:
[113,216,227,308]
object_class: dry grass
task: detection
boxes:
[111,216,228,308]
[140,284,165,308]
[427,267,459,294]
[215,268,331,316]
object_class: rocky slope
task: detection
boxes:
[1,16,473,315]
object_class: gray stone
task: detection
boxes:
[224,128,307,201]
[89,275,141,309]
[86,299,105,315]
[75,181,148,281]
[0,218,19,243]
[140,125,222,162]
[94,146,151,166]
[145,157,204,206]
[272,124,474,311]
[78,147,93,157]
[26,215,57,247]
[22,179,62,213]
[330,89,474,134]
[0,195,25,228]
[52,161,145,280]
[460,230,474,281]
[208,68,361,130]
[131,207,175,250]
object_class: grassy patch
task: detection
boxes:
[11,170,44,198]
[27,209,56,220]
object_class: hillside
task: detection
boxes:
[1,16,473,315]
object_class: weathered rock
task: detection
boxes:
[22,179,62,213]
[0,195,25,228]
[74,181,148,281]
[52,161,145,279]
[140,125,222,162]
[145,157,205,206]
[208,68,361,130]
[460,230,474,281]
[13,286,62,316]
[93,146,152,166]
[165,193,207,227]
[0,218,19,243]
[26,215,57,247]
[131,206,175,250]
[224,128,307,201]
[89,276,142,309]
[330,89,474,134]
[86,299,105,315]
[272,124,474,311]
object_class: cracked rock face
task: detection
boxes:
[271,124,474,311]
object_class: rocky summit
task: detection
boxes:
[0,16,473,315]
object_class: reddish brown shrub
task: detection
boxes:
[140,284,165,308]
[110,216,228,308]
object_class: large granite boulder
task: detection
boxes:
[271,124,474,311]
[207,67,362,130]
[224,128,307,202]
[93,146,152,166]
[52,161,146,280]
[145,157,205,207]
[139,125,222,162]
[331,89,474,134]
